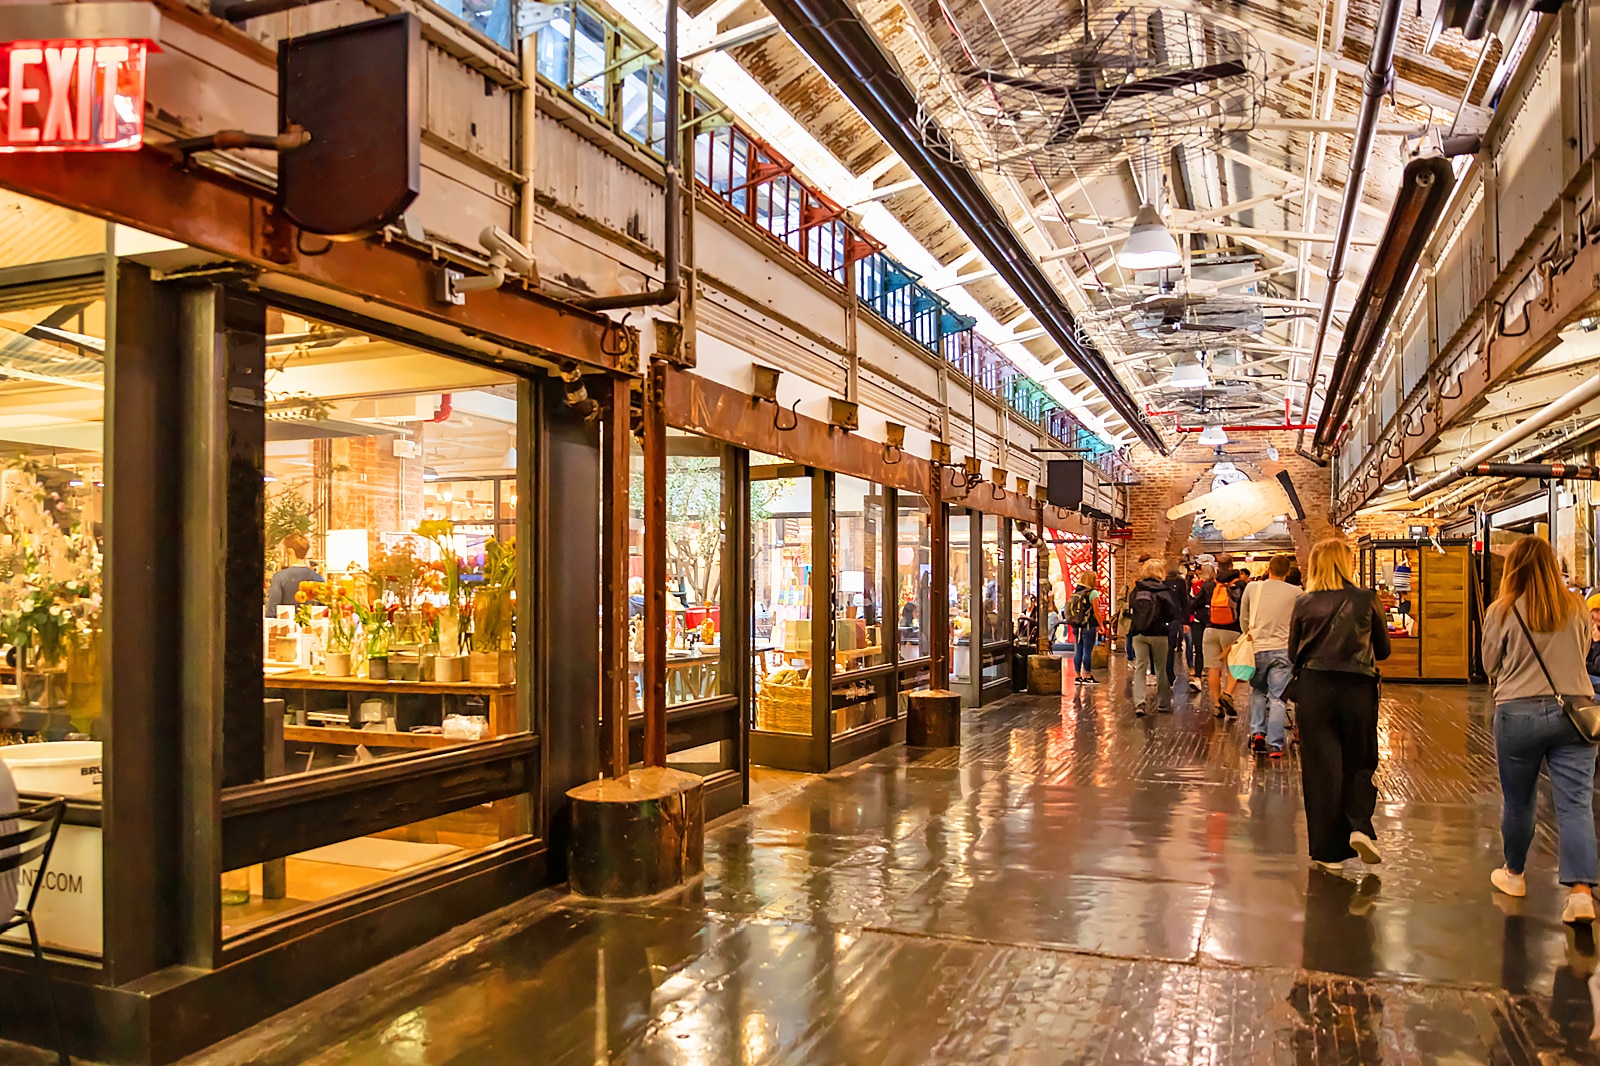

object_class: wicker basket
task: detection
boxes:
[756,678,812,733]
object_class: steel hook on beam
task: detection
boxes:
[773,399,801,432]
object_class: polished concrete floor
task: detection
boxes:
[181,660,1600,1064]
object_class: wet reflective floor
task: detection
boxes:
[190,663,1600,1064]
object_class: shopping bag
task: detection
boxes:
[1228,633,1256,681]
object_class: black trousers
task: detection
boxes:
[1296,668,1380,863]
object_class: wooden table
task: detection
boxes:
[264,670,517,737]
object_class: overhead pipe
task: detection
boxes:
[1407,373,1600,499]
[1313,155,1456,453]
[1296,0,1405,451]
[1417,415,1600,515]
[1466,462,1600,479]
[759,0,1166,454]
[577,0,681,311]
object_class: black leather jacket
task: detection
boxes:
[1288,582,1391,676]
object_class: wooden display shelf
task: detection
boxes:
[265,670,517,737]
[282,725,465,750]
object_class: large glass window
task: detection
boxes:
[571,5,609,115]
[238,314,525,933]
[751,461,811,735]
[833,475,887,672]
[629,430,729,715]
[896,494,932,662]
[980,514,1003,681]
[1011,522,1037,644]
[949,511,971,683]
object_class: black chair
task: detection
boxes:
[0,796,68,1065]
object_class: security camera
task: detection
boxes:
[479,226,538,279]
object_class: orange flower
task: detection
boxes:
[294,591,308,604]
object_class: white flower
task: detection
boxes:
[48,605,62,617]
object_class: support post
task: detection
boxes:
[642,362,668,768]
[1036,504,1050,655]
[600,375,632,779]
[930,480,950,691]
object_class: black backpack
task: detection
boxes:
[1065,588,1094,626]
[1129,585,1163,634]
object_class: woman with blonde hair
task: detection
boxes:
[1287,538,1390,871]
[1482,535,1596,923]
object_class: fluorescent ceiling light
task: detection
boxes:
[1198,424,1229,446]
[1117,204,1182,270]
[1168,361,1209,389]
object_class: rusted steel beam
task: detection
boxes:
[600,375,633,779]
[0,145,617,371]
[941,468,1051,524]
[929,475,950,691]
[661,367,932,496]
[642,363,669,768]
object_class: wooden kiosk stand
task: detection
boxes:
[1357,537,1473,681]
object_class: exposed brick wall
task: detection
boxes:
[1120,431,1337,572]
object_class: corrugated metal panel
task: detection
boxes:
[1432,184,1487,347]
[1400,309,1429,398]
[696,298,846,394]
[1494,29,1564,260]
[424,43,514,172]
[535,114,663,251]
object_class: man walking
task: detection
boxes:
[1127,558,1174,716]
[1197,556,1245,717]
[1162,559,1191,690]
[1241,553,1303,756]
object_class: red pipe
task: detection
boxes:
[431,393,452,422]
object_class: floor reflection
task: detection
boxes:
[190,661,1600,1065]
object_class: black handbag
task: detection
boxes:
[1511,606,1600,743]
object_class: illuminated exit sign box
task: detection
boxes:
[0,3,158,152]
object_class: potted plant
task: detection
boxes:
[416,519,466,679]
[311,583,356,676]
[469,536,515,684]
[3,572,89,710]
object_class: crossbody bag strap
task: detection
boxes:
[1511,605,1561,699]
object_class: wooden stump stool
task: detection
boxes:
[566,766,704,899]
[1027,654,1063,695]
[905,689,962,747]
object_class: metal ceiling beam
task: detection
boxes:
[1215,147,1390,221]
[760,0,1164,451]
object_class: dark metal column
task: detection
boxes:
[1036,504,1050,655]
[930,484,950,691]
[642,363,668,768]
[812,471,835,767]
[600,375,632,779]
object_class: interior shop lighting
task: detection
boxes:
[1116,203,1182,270]
[1167,360,1209,389]
[1198,424,1229,447]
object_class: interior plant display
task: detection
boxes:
[263,487,316,581]
[305,581,356,676]
[469,535,515,683]
[415,518,464,657]
[0,461,103,720]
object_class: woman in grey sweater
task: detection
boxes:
[1482,535,1596,923]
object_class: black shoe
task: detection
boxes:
[1250,732,1267,753]
[1221,695,1237,717]
[1158,702,1173,713]
[1084,675,1100,685]
[1135,704,1147,717]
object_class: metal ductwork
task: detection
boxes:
[1298,0,1403,449]
[1313,155,1455,453]
[759,0,1166,454]
[1407,373,1600,499]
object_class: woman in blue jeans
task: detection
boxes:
[1482,536,1597,924]
[1069,570,1101,683]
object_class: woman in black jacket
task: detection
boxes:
[1288,538,1391,872]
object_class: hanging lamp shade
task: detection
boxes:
[1197,424,1229,447]
[1167,360,1209,389]
[1117,203,1182,270]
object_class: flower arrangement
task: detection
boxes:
[414,519,461,607]
[2,572,95,667]
[471,536,516,654]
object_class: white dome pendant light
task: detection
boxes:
[1117,144,1181,271]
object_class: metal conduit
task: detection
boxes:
[1407,373,1600,499]
[1296,0,1404,449]
[760,0,1166,454]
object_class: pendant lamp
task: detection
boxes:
[1117,203,1182,270]
[1197,423,1229,447]
[1167,359,1209,389]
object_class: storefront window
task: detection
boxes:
[833,475,888,672]
[1011,523,1035,644]
[237,313,525,932]
[949,511,971,683]
[752,460,812,734]
[629,430,729,715]
[980,514,1003,681]
[0,283,108,958]
[896,494,932,662]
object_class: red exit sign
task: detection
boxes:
[0,38,149,152]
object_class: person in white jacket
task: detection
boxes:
[1240,554,1303,757]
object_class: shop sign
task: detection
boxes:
[0,38,149,152]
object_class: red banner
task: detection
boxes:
[0,39,149,152]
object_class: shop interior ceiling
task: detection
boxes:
[700,0,1496,443]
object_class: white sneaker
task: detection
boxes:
[1349,832,1383,865]
[1564,892,1596,925]
[1313,859,1344,873]
[1490,867,1527,898]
